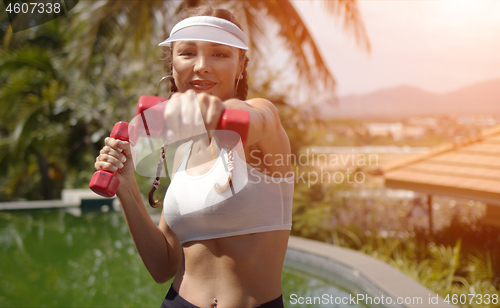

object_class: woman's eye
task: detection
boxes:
[214,53,228,58]
[180,51,195,56]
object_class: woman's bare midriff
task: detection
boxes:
[172,230,290,307]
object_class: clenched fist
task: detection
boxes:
[163,90,225,143]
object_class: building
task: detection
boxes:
[374,125,500,229]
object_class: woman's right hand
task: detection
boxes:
[94,137,135,187]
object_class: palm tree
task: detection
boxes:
[0,0,370,200]
[232,0,370,92]
[0,17,118,200]
[63,0,370,92]
[0,44,68,199]
[0,8,174,200]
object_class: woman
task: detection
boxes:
[94,6,294,308]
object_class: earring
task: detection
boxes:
[156,75,173,97]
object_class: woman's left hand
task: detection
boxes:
[163,90,226,143]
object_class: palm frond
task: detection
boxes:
[322,0,371,52]
[0,45,57,79]
[466,251,495,282]
[227,1,267,60]
[67,1,171,75]
[255,0,335,91]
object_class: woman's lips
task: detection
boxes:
[190,80,216,91]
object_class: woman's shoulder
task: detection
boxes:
[226,97,279,121]
[246,97,286,145]
[245,98,280,120]
[244,98,292,173]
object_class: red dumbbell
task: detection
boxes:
[135,95,250,148]
[89,121,137,197]
[90,95,250,198]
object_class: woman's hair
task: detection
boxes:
[149,5,249,208]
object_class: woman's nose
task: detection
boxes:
[194,55,211,74]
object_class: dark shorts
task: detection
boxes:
[161,284,284,308]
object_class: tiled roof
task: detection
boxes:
[377,125,500,206]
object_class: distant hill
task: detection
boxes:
[312,78,500,119]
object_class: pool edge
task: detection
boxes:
[286,236,456,308]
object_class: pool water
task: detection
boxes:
[282,267,367,308]
[0,210,365,307]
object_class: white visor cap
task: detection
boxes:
[158,16,249,50]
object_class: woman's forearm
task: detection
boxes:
[116,180,177,283]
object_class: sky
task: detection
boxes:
[292,0,500,97]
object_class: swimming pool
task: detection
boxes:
[0,210,366,307]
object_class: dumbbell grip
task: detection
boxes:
[215,108,250,146]
[89,121,131,198]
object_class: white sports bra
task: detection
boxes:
[163,140,295,244]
